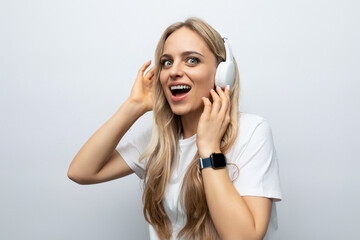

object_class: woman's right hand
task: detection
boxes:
[128,60,155,112]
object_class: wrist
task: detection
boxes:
[199,148,221,159]
[124,98,148,116]
[199,152,227,170]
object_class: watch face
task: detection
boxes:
[211,153,227,169]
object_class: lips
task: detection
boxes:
[168,83,191,102]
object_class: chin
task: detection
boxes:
[169,104,202,117]
[169,107,189,116]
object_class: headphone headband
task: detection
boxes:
[223,37,234,62]
[214,37,236,88]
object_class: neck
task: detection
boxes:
[180,109,203,139]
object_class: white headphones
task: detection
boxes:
[214,37,236,89]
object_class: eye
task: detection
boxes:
[161,59,172,67]
[186,57,199,65]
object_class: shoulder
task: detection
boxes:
[227,112,274,162]
[236,112,272,145]
[116,113,153,161]
[238,112,269,133]
[228,112,282,201]
[120,116,153,150]
[116,121,153,179]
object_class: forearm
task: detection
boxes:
[202,168,258,240]
[68,99,146,177]
[196,84,269,239]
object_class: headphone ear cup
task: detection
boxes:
[215,62,224,87]
[215,61,235,88]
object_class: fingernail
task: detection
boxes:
[226,85,230,91]
[210,89,215,92]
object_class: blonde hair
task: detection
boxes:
[140,17,240,240]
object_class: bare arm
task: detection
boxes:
[67,60,155,185]
[197,87,272,239]
[202,168,272,240]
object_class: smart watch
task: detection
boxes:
[199,152,227,170]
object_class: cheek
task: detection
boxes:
[190,67,216,87]
[159,72,167,89]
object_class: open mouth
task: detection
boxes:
[170,85,191,96]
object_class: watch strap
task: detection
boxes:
[199,157,212,169]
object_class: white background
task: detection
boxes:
[1,0,359,239]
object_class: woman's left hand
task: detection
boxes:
[196,86,231,158]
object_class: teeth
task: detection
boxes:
[170,85,191,90]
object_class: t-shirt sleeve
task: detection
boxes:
[115,127,152,179]
[232,119,282,201]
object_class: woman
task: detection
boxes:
[68,17,282,240]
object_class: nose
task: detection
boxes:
[169,60,184,80]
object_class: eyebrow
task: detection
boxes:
[160,51,205,59]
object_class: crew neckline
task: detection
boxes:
[179,133,196,144]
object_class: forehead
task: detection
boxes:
[163,27,212,55]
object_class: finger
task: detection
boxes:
[137,60,152,77]
[145,66,155,80]
[201,97,212,118]
[216,86,229,115]
[209,88,221,113]
[224,89,231,126]
[225,99,231,120]
[225,85,231,114]
[216,85,227,101]
[225,85,231,97]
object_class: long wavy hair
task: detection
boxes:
[139,17,240,240]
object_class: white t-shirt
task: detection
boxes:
[116,112,282,240]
